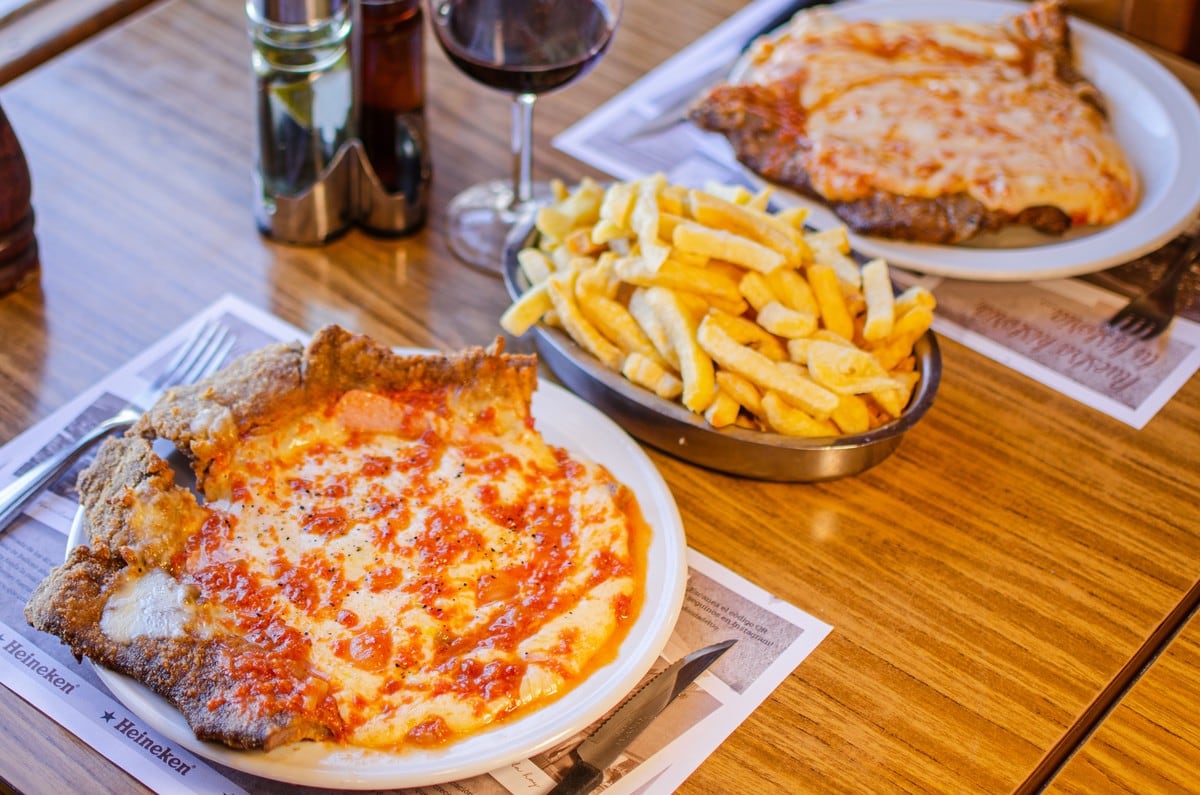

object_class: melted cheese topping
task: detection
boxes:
[171,386,645,748]
[743,9,1138,223]
[101,569,196,642]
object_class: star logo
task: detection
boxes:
[102,711,115,723]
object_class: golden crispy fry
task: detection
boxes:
[807,263,855,341]
[704,389,742,427]
[761,392,839,437]
[860,258,895,341]
[673,221,786,273]
[500,280,552,337]
[715,370,765,419]
[592,181,637,244]
[705,309,787,361]
[697,316,838,419]
[894,285,937,317]
[518,248,554,285]
[622,352,683,400]
[756,301,818,339]
[575,252,621,300]
[806,340,901,395]
[687,189,809,266]
[805,227,862,288]
[627,288,679,370]
[766,266,819,316]
[644,287,715,413]
[738,271,775,312]
[870,305,935,370]
[632,175,671,271]
[871,370,920,417]
[775,206,810,230]
[830,393,871,435]
[578,291,669,369]
[615,255,743,306]
[546,271,624,371]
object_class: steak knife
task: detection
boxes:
[547,638,736,795]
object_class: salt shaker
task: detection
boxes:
[356,0,431,236]
[0,102,38,295]
[248,0,356,244]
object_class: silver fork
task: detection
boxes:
[0,319,235,532]
[1105,233,1200,341]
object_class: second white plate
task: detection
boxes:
[740,0,1200,281]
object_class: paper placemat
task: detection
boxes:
[0,294,832,794]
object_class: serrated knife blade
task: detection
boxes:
[547,639,736,795]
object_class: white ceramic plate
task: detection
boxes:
[68,378,687,790]
[737,0,1200,281]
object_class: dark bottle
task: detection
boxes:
[357,0,431,235]
[0,102,38,295]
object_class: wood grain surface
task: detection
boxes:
[0,0,1198,792]
[1048,609,1200,794]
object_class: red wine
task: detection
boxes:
[432,0,617,95]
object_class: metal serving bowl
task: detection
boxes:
[502,224,942,482]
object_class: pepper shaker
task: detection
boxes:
[356,0,431,236]
[248,0,356,244]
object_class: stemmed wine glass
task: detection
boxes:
[430,0,623,272]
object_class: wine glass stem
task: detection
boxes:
[510,92,536,210]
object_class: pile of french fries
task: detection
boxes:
[500,174,936,438]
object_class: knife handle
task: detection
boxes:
[548,760,604,795]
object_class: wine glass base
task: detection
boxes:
[444,178,554,274]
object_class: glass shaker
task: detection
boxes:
[248,0,356,244]
[356,0,431,235]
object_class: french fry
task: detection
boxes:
[517,248,554,285]
[673,220,786,273]
[500,280,552,337]
[761,392,839,437]
[632,175,671,271]
[860,258,895,341]
[687,189,809,266]
[574,252,621,300]
[644,287,715,413]
[766,266,819,316]
[697,315,838,419]
[704,389,742,428]
[894,284,937,317]
[615,255,744,307]
[805,227,861,288]
[578,291,669,369]
[756,300,818,339]
[807,263,855,341]
[805,340,900,395]
[715,370,765,419]
[627,288,679,370]
[546,271,624,371]
[870,305,935,370]
[622,352,683,400]
[705,309,787,362]
[830,393,871,435]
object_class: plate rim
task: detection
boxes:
[735,0,1200,281]
[70,376,688,789]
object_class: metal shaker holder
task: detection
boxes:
[255,138,427,245]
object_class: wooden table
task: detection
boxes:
[1,0,1198,792]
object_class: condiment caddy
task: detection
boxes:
[248,0,430,245]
